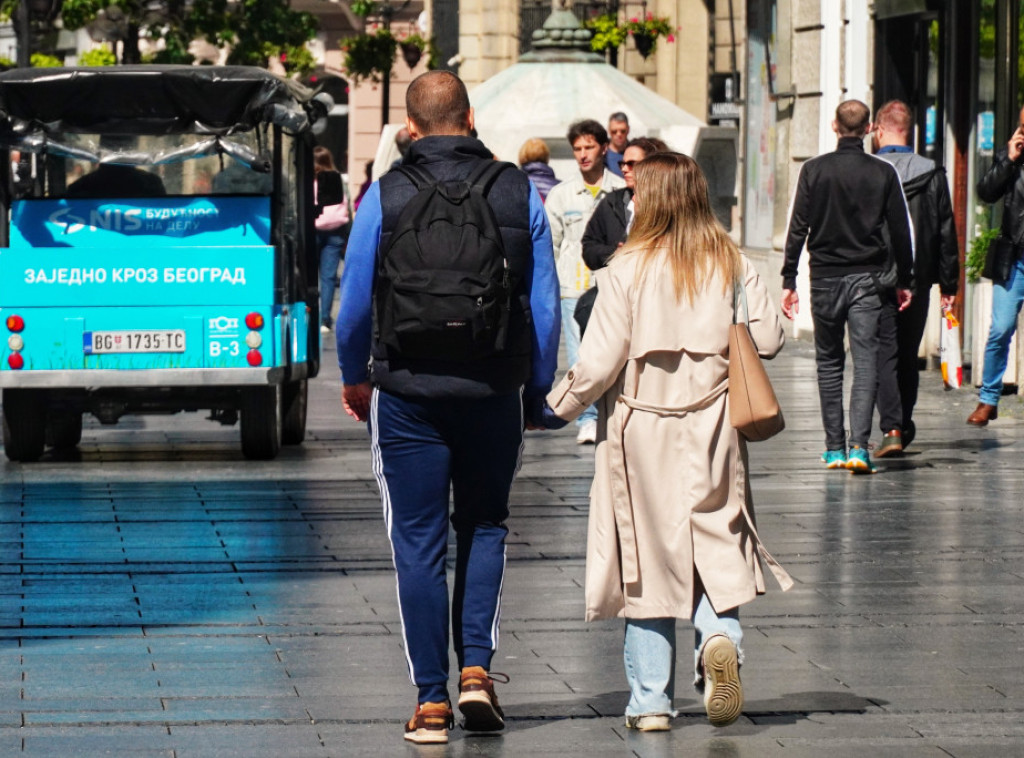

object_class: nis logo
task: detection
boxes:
[209,317,239,335]
[48,207,143,234]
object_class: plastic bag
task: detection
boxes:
[940,309,962,390]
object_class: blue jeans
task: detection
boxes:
[318,232,346,327]
[560,297,598,426]
[980,260,1024,406]
[622,594,743,717]
[810,273,882,450]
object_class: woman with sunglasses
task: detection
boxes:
[581,137,668,272]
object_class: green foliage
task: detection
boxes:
[190,0,318,74]
[0,56,14,69]
[342,28,397,84]
[30,53,62,67]
[79,46,117,66]
[350,0,374,17]
[61,0,317,72]
[584,13,627,53]
[967,227,1000,284]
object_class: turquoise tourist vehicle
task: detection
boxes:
[0,66,339,461]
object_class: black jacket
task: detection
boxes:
[371,136,535,398]
[978,146,1024,246]
[581,187,632,271]
[879,152,958,295]
[782,136,914,290]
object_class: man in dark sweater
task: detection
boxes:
[781,99,914,474]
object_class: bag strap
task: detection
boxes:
[395,163,436,192]
[466,160,514,196]
[732,278,750,326]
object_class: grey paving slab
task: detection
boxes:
[0,337,1022,755]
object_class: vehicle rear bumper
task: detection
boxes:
[0,367,286,388]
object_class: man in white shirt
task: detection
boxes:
[545,119,626,443]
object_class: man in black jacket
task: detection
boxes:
[781,100,914,474]
[872,99,959,452]
[968,105,1024,426]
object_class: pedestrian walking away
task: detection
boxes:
[335,70,561,745]
[871,100,959,453]
[545,118,625,444]
[781,99,915,474]
[545,152,794,733]
[518,137,560,201]
[313,146,350,332]
[969,104,1024,427]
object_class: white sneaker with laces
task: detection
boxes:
[576,420,597,445]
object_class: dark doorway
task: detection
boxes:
[875,12,945,163]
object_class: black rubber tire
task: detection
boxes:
[240,385,281,460]
[2,389,46,462]
[45,412,83,449]
[281,379,308,446]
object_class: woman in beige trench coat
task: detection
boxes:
[545,153,793,732]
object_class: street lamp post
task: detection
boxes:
[375,0,410,131]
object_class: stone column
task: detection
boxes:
[458,0,519,89]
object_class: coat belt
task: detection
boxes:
[607,378,792,592]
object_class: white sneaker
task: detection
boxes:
[576,420,597,445]
[319,324,331,334]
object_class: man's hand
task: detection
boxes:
[896,288,913,312]
[940,294,956,310]
[342,382,372,422]
[1009,126,1024,163]
[780,288,799,320]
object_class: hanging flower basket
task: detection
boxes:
[397,33,434,70]
[341,28,398,85]
[624,13,675,58]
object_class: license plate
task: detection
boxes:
[84,330,186,354]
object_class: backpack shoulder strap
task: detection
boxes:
[395,163,435,191]
[466,160,515,196]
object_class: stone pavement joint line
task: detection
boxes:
[1,338,1023,756]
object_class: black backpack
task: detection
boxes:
[376,160,515,362]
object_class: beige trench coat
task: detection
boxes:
[547,252,794,622]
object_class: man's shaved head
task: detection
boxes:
[835,100,871,137]
[406,71,472,137]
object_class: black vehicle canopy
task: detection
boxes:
[0,65,331,138]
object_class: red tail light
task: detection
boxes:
[6,315,24,332]
[245,312,264,330]
[246,350,262,367]
[8,353,24,370]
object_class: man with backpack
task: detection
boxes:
[335,71,560,745]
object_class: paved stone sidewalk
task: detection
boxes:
[1,337,1022,757]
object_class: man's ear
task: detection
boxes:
[831,119,840,136]
[406,116,421,140]
[467,107,475,134]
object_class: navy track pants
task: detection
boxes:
[369,387,524,704]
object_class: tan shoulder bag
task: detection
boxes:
[729,280,785,441]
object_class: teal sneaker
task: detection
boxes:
[821,449,847,469]
[846,446,876,474]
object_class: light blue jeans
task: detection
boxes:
[560,297,598,427]
[980,260,1024,406]
[622,594,742,717]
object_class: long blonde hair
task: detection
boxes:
[620,152,739,302]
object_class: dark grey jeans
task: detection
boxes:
[810,273,882,450]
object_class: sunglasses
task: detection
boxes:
[618,160,638,169]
